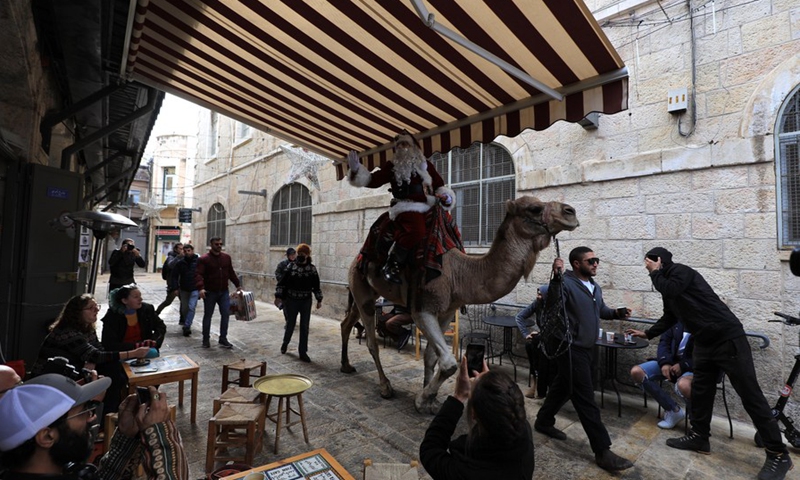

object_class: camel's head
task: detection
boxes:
[505,196,579,239]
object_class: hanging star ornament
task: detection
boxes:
[138,197,166,222]
[280,145,332,190]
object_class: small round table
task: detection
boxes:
[254,374,313,454]
[595,335,649,417]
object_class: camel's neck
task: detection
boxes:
[447,230,549,305]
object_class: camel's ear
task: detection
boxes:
[506,199,516,215]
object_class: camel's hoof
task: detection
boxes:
[380,384,394,399]
[415,396,441,415]
[340,364,356,374]
[442,361,458,378]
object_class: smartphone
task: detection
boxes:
[465,344,485,378]
[646,254,660,262]
[136,386,152,405]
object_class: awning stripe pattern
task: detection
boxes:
[122,0,628,180]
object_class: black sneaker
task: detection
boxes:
[182,327,191,337]
[595,449,634,471]
[533,421,567,441]
[219,339,233,349]
[758,450,793,480]
[178,320,185,326]
[666,430,710,454]
[299,353,311,363]
[202,340,210,348]
[280,344,288,354]
[397,330,412,350]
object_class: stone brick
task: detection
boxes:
[742,12,791,52]
[692,212,744,239]
[645,191,714,214]
[793,8,800,40]
[715,188,771,214]
[662,146,712,172]
[743,212,778,239]
[723,239,782,270]
[694,267,740,298]
[608,215,656,240]
[656,213,693,239]
[692,166,749,190]
[739,270,783,300]
[593,196,644,217]
[639,170,693,193]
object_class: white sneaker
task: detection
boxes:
[658,407,686,429]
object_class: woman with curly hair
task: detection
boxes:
[31,293,151,412]
[420,357,534,479]
[101,284,166,353]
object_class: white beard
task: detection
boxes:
[392,145,424,185]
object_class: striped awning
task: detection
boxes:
[122,0,628,180]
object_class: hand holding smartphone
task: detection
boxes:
[465,344,485,378]
[136,386,152,405]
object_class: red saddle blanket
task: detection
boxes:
[357,205,464,283]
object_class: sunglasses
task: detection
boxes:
[583,258,600,266]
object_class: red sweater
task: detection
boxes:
[195,252,240,292]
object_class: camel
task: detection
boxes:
[340,195,579,413]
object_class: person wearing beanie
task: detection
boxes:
[515,285,555,399]
[274,243,322,362]
[628,247,792,479]
[0,374,188,479]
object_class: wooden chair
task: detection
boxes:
[205,402,266,473]
[415,310,459,361]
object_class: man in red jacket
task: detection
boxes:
[195,237,241,349]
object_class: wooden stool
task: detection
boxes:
[212,386,265,414]
[253,374,312,454]
[205,402,266,474]
[221,359,267,393]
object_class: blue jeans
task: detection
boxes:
[202,290,230,342]
[179,290,199,329]
[282,297,312,355]
[637,360,692,412]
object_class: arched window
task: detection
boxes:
[271,183,312,246]
[776,85,800,248]
[207,203,226,242]
[431,143,516,247]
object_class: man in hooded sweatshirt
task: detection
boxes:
[534,246,633,472]
[627,247,792,480]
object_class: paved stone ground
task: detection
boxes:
[97,272,797,479]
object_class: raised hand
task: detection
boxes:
[347,150,360,172]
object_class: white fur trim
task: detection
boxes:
[348,165,371,187]
[436,186,456,211]
[389,201,432,220]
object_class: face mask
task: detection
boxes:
[296,255,307,264]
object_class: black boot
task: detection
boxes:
[382,244,409,284]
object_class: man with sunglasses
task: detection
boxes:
[195,236,242,349]
[534,246,633,472]
[627,247,792,480]
[0,374,187,479]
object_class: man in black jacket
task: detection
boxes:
[107,238,145,291]
[156,243,183,324]
[170,244,200,337]
[629,247,791,480]
[534,246,633,471]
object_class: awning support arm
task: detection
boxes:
[409,0,564,102]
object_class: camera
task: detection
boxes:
[43,356,93,384]
[126,244,135,251]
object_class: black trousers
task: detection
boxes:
[536,345,612,454]
[692,335,785,451]
[525,337,555,397]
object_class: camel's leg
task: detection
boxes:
[414,311,458,414]
[356,300,394,399]
[340,302,360,374]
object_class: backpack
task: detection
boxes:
[161,257,172,280]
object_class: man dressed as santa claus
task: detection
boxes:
[347,131,455,284]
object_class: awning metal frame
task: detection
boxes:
[409,0,564,102]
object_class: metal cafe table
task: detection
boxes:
[595,334,649,417]
[481,315,524,381]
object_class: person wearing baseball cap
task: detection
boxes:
[0,374,187,479]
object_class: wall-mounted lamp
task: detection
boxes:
[238,189,267,197]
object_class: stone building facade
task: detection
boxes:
[190,0,800,420]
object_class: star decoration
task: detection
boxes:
[138,197,166,222]
[280,145,332,190]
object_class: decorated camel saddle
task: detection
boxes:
[356,203,464,285]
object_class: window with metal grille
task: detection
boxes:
[776,85,800,248]
[271,183,312,247]
[207,203,226,243]
[430,143,516,246]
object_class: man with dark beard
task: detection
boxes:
[0,374,188,479]
[348,131,455,284]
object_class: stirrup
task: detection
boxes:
[382,261,402,284]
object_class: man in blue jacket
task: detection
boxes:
[534,246,633,471]
[170,244,199,337]
[630,322,693,429]
[629,247,791,480]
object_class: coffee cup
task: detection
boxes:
[617,307,628,318]
[598,328,604,340]
[606,331,615,343]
